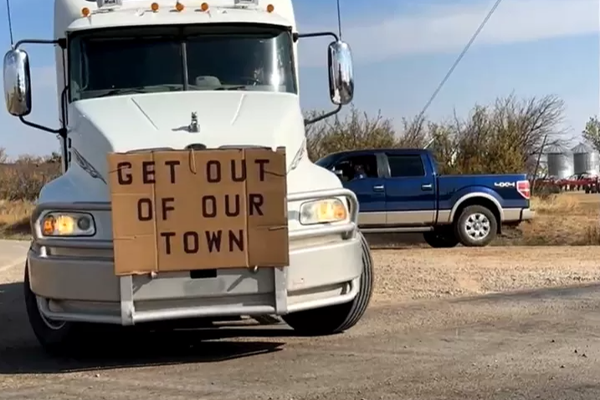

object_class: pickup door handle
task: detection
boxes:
[421,183,433,191]
[373,185,385,192]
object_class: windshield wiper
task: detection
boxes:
[98,88,148,97]
[96,85,245,97]
[214,86,247,91]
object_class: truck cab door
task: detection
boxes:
[383,152,436,226]
[330,153,386,227]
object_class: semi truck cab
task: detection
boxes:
[2,0,374,354]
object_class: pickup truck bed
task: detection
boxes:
[316,148,534,247]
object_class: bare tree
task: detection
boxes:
[0,148,8,164]
[582,115,600,152]
[444,94,566,174]
[305,105,399,161]
[304,94,567,175]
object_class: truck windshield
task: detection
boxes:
[68,24,297,101]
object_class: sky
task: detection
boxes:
[0,0,598,157]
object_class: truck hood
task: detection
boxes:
[67,91,306,186]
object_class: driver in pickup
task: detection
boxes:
[353,164,367,180]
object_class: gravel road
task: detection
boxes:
[2,246,600,400]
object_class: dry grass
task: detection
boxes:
[529,193,581,214]
[517,192,600,246]
[0,200,35,239]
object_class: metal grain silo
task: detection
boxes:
[546,145,573,179]
[527,152,548,178]
[571,142,599,175]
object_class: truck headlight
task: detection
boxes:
[40,212,96,237]
[299,198,348,225]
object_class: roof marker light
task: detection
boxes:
[175,2,184,11]
[200,2,209,11]
[81,7,91,16]
[151,2,159,11]
[266,4,274,12]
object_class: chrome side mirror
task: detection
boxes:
[3,48,32,117]
[327,41,354,106]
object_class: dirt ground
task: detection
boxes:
[372,246,600,302]
[2,246,600,399]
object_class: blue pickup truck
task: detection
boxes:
[316,148,534,247]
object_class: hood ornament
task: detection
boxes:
[188,112,199,133]
[172,111,200,133]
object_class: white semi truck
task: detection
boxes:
[3,0,374,354]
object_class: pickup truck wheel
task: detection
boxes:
[455,205,498,247]
[282,233,374,336]
[24,263,90,356]
[423,229,459,248]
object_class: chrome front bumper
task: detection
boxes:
[28,189,364,326]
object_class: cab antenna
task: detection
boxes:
[5,0,14,46]
[336,0,343,40]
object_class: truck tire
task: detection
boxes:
[282,233,374,336]
[454,205,498,247]
[24,263,90,356]
[423,228,459,248]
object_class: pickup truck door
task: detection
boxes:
[383,152,436,226]
[329,152,386,226]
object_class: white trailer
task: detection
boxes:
[3,0,373,354]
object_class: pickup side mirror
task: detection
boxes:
[327,41,354,105]
[3,48,32,117]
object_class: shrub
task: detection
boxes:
[0,151,61,201]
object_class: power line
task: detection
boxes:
[421,0,504,147]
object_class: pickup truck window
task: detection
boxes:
[315,154,337,169]
[332,154,378,181]
[387,154,425,177]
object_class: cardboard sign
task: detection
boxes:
[107,148,289,276]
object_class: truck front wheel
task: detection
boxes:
[282,233,374,336]
[454,205,498,247]
[423,228,459,248]
[24,263,91,356]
